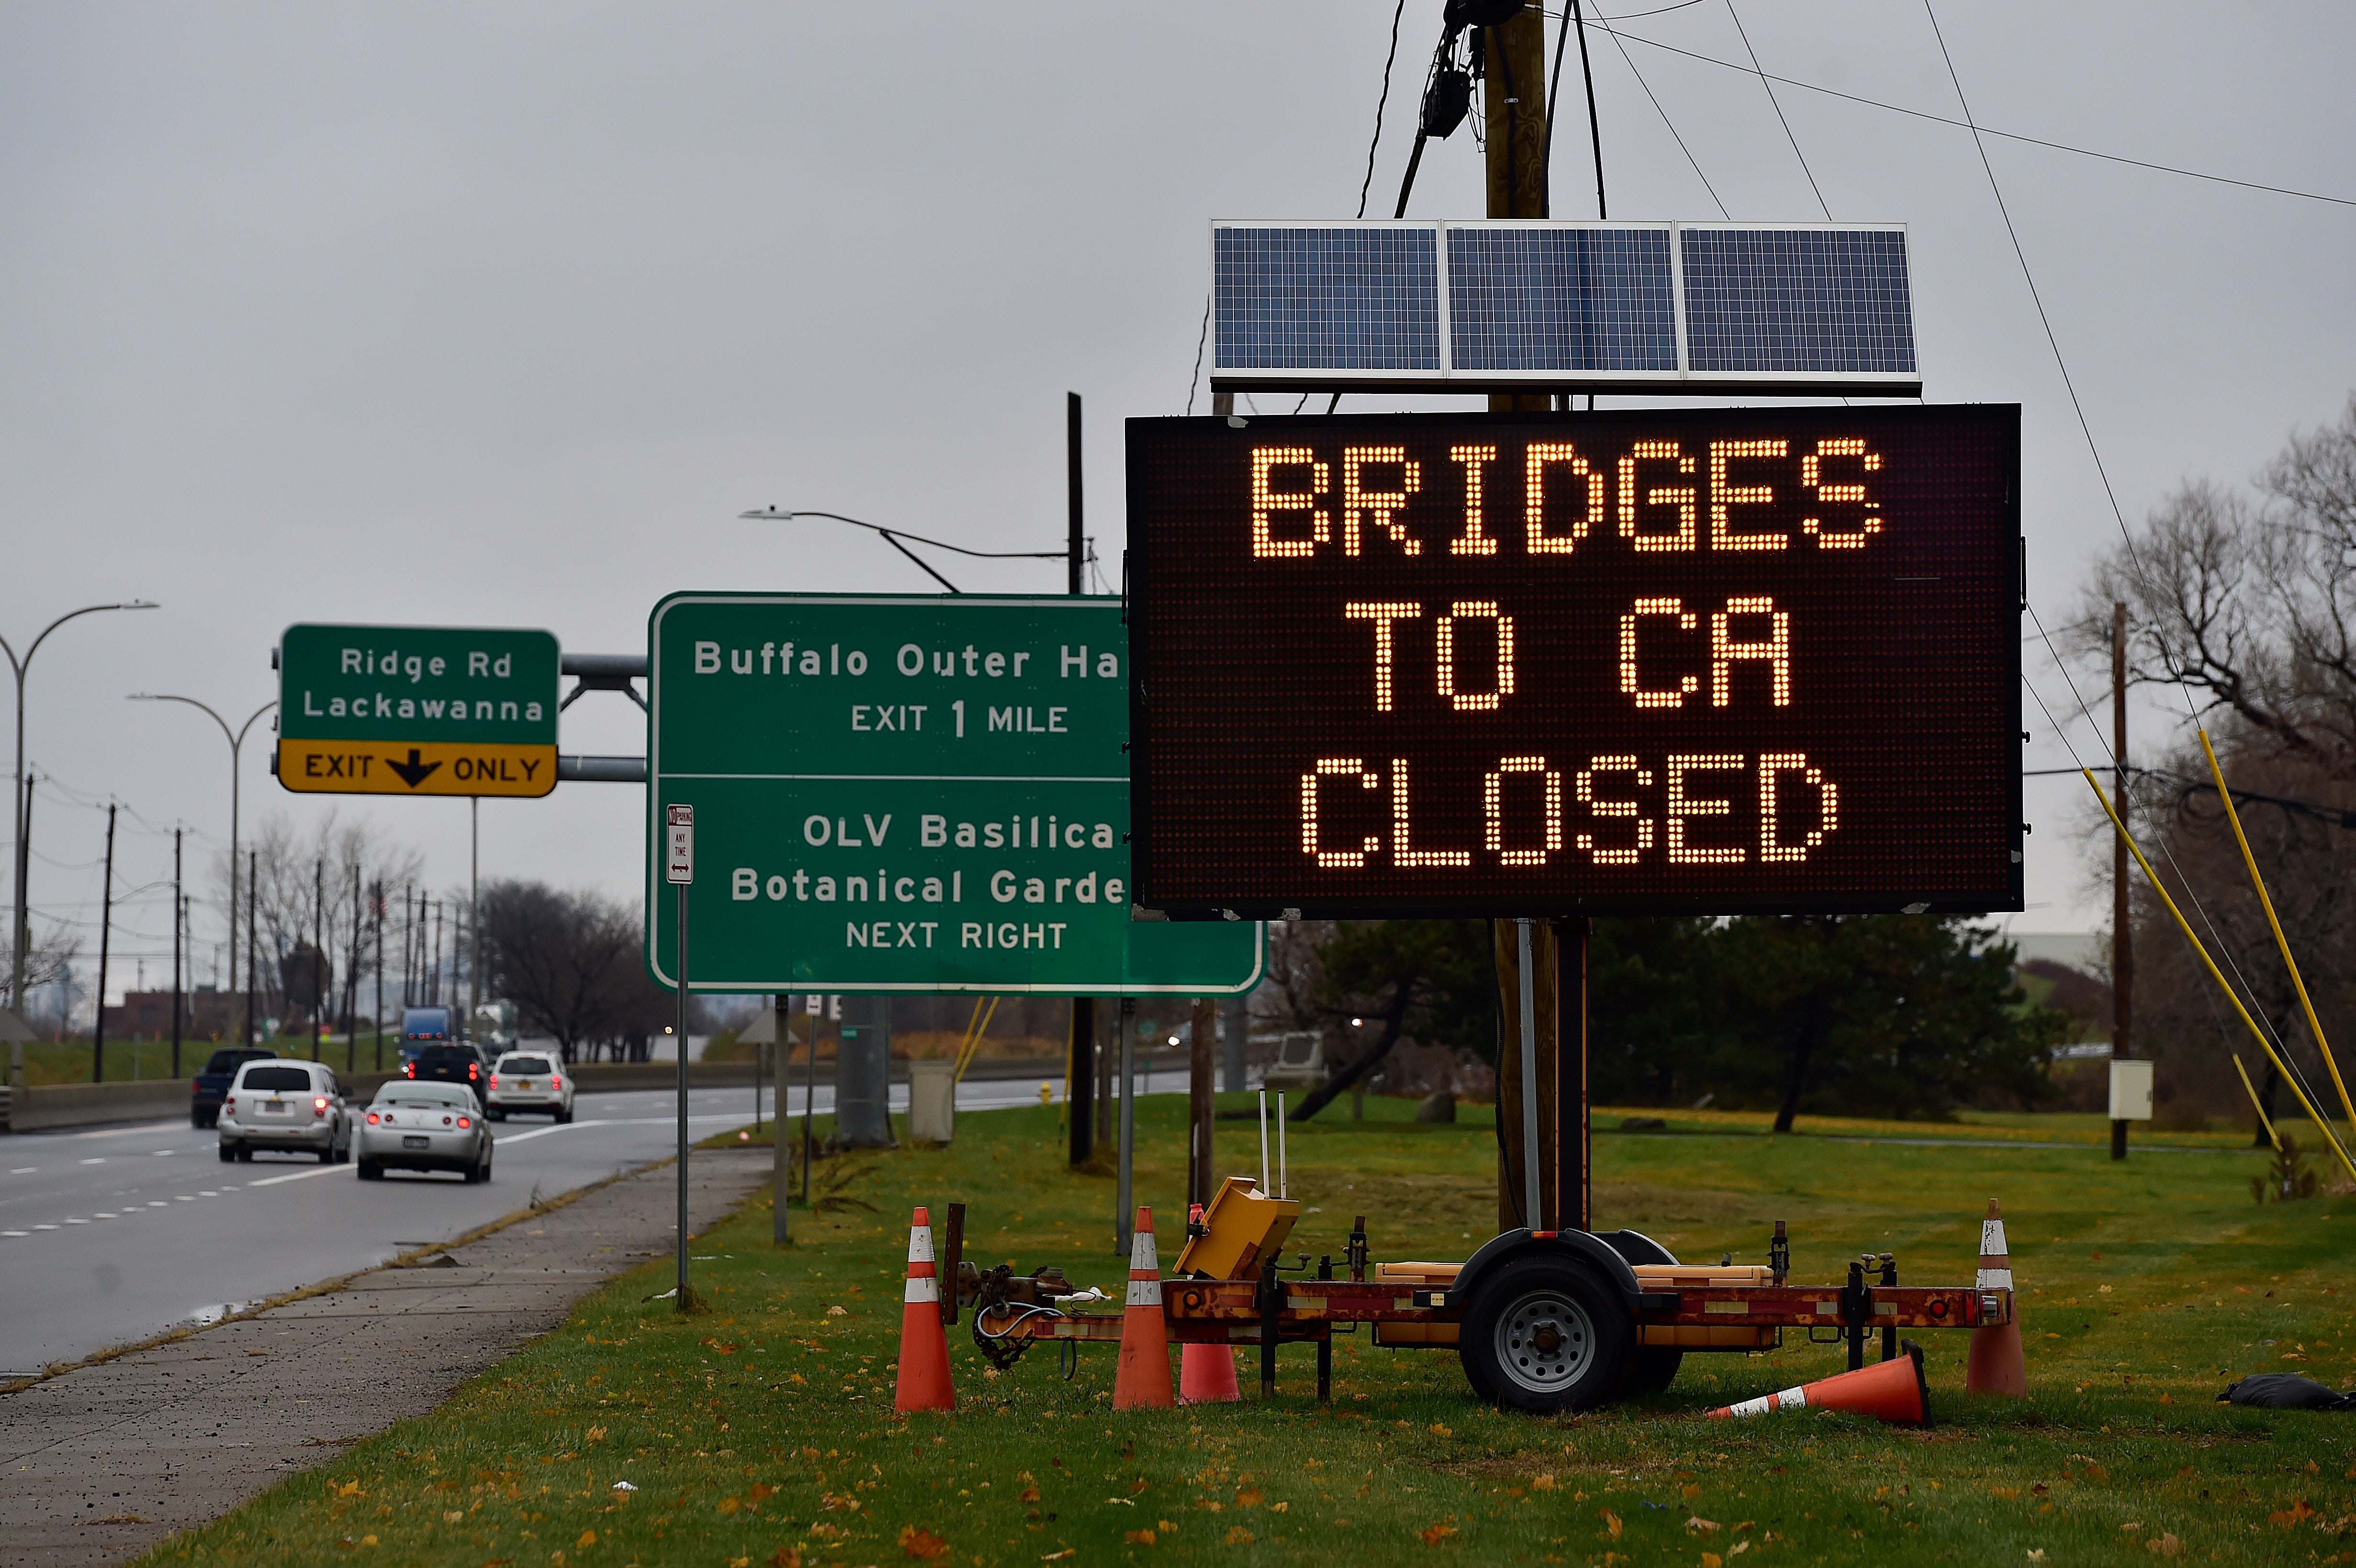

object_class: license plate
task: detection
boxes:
[402,1135,429,1149]
[265,1100,287,1114]
[514,1080,533,1089]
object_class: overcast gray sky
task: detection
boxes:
[4,1,2351,998]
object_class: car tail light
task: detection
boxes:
[314,1096,330,1117]
[223,1096,235,1115]
[366,1111,381,1125]
[404,1062,415,1078]
[442,1115,453,1125]
[457,1116,472,1129]
[488,1074,500,1089]
[468,1063,479,1079]
[549,1076,562,1090]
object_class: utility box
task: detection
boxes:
[1260,1031,1325,1092]
[907,1059,955,1144]
[1174,1175,1300,1280]
[2108,1058,2154,1122]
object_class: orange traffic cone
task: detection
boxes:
[894,1207,956,1414]
[1707,1340,1930,1426]
[1113,1206,1174,1410]
[1965,1198,2027,1396]
[1180,1342,1241,1404]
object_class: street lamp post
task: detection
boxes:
[127,694,275,1044]
[4,601,159,1012]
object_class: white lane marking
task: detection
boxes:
[244,1165,345,1187]
[33,1224,58,1230]
[9,1167,35,1175]
[79,1158,106,1165]
[173,1194,196,1201]
[147,1200,168,1208]
[491,1112,743,1147]
[153,1149,176,1156]
[1,1230,25,1237]
[94,1211,117,1219]
[65,1217,88,1224]
[198,1189,220,1197]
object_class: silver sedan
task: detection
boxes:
[355,1082,493,1183]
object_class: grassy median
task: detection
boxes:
[146,1095,2352,1566]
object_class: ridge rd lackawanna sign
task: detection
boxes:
[1126,405,2024,919]
[277,624,561,797]
[645,593,1261,994]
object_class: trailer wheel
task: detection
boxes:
[1460,1256,1630,1413]
[1623,1346,1683,1396]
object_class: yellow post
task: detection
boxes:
[2080,767,2356,1182]
[2232,1055,2283,1152]
[2197,730,2356,1134]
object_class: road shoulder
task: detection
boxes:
[0,1149,769,1568]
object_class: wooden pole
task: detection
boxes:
[1189,997,1217,1208]
[2112,602,2131,1162]
[92,804,116,1081]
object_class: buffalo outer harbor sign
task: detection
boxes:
[277,624,560,798]
[645,592,1262,994]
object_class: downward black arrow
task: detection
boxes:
[387,748,441,789]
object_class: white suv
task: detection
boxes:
[218,1060,350,1165]
[486,1052,574,1122]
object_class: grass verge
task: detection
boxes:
[145,1097,2353,1566]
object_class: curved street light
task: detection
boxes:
[3,599,159,1011]
[737,509,1066,595]
[128,694,275,1044]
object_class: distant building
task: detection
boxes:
[101,989,246,1042]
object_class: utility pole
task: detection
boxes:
[346,867,361,1072]
[91,804,117,1082]
[1068,390,1097,1168]
[1189,998,1216,1212]
[1481,1,1581,1233]
[2111,602,2132,1162]
[245,849,257,1045]
[372,881,385,1071]
[312,858,324,1063]
[171,828,183,1078]
[469,796,481,1045]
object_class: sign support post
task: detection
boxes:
[666,804,694,1312]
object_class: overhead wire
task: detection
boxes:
[1590,14,2355,208]
[1721,0,1832,220]
[1591,5,1726,217]
[1357,0,1408,221]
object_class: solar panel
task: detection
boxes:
[1209,221,1919,395]
[1212,226,1441,374]
[1680,227,1916,376]
[1447,226,1676,373]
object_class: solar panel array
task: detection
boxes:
[1210,221,1918,395]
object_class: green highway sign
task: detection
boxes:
[645,593,1263,994]
[278,623,561,797]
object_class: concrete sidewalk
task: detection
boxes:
[0,1148,771,1568]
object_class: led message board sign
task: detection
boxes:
[1127,406,2022,918]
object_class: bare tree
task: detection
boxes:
[2071,394,2356,1135]
[226,811,424,1028]
[478,880,643,1064]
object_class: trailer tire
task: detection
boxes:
[1459,1255,1630,1413]
[1623,1346,1683,1396]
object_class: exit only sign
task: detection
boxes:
[277,623,561,797]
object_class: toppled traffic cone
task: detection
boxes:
[1965,1198,2026,1396]
[1180,1342,1241,1404]
[894,1207,956,1413]
[1113,1206,1174,1409]
[1708,1340,1930,1426]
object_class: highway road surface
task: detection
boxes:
[0,1070,1170,1377]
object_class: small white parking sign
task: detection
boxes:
[665,804,694,884]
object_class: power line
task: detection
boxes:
[1594,3,1726,217]
[1589,11,2355,209]
[1721,0,1831,221]
[1357,0,1408,220]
